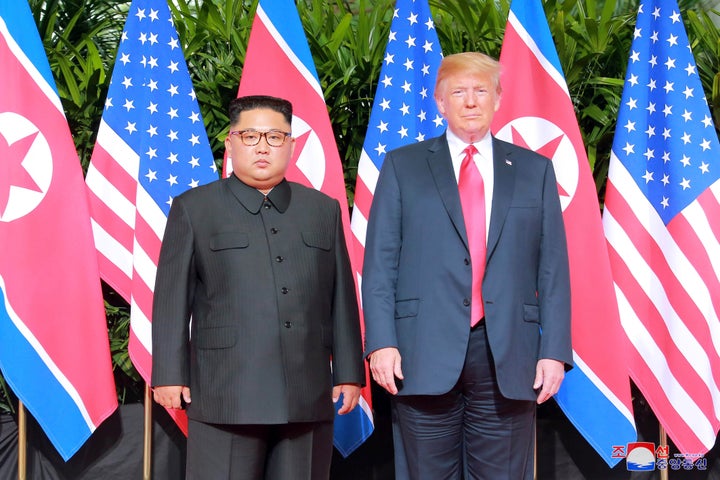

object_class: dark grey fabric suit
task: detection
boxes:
[151,175,364,426]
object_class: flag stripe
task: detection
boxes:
[87,0,220,435]
[604,174,720,418]
[0,16,62,113]
[0,294,93,454]
[507,11,568,97]
[1,1,117,460]
[614,285,716,448]
[496,0,636,466]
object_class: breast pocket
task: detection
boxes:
[209,232,249,251]
[302,231,332,251]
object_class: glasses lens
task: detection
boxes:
[266,132,286,147]
[240,132,261,145]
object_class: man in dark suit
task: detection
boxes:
[151,95,364,480]
[363,52,572,479]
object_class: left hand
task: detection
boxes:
[533,359,565,404]
[332,383,361,415]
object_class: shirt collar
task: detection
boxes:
[446,128,493,162]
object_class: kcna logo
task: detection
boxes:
[611,442,707,471]
[0,111,52,223]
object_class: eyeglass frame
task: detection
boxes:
[228,129,293,147]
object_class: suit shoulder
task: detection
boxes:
[386,136,440,159]
[288,181,339,208]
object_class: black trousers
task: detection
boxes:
[393,323,536,480]
[186,419,334,480]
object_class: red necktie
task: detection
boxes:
[458,145,486,326]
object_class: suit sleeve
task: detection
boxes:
[330,200,365,386]
[151,197,195,387]
[537,159,573,368]
[362,153,403,357]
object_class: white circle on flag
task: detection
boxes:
[292,115,325,190]
[495,117,578,211]
[0,112,52,222]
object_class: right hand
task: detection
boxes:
[369,347,404,395]
[153,385,191,409]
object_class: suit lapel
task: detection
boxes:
[426,135,469,250]
[487,138,515,259]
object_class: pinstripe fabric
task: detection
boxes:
[151,176,364,424]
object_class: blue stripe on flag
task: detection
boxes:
[333,395,374,457]
[0,2,55,92]
[509,0,563,77]
[555,363,637,466]
[0,286,93,460]
[260,2,319,83]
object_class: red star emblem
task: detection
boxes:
[0,130,42,216]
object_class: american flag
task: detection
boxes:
[492,0,636,465]
[0,0,117,460]
[351,0,445,293]
[351,1,443,473]
[603,0,720,455]
[85,0,219,434]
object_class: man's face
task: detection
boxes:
[435,70,501,144]
[224,108,294,193]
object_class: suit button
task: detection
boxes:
[284,321,292,328]
[275,256,284,262]
[463,298,471,306]
[281,287,289,294]
[263,202,271,209]
[270,227,278,234]
[464,258,470,265]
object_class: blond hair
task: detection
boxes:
[435,52,502,97]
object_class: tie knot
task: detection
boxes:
[463,145,478,162]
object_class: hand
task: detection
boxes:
[369,347,403,395]
[153,385,191,409]
[333,384,361,415]
[533,359,565,404]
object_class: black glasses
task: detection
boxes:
[228,129,292,147]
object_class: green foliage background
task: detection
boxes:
[2,0,717,410]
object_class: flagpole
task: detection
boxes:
[17,401,26,480]
[533,424,537,480]
[143,385,153,480]
[659,425,669,480]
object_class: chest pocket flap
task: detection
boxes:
[302,231,332,251]
[209,232,249,251]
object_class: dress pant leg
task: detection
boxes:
[393,392,465,480]
[265,421,334,480]
[462,324,536,480]
[187,420,266,480]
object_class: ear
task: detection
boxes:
[288,137,296,157]
[435,96,446,116]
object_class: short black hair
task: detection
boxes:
[228,95,293,126]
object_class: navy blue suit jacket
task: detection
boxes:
[362,134,572,401]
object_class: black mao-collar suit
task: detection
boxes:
[151,175,364,425]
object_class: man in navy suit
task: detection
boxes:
[363,52,572,479]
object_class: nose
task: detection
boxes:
[255,136,271,150]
